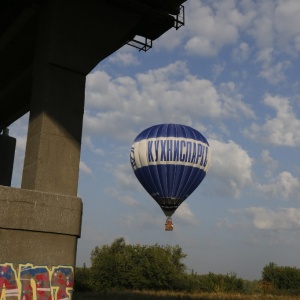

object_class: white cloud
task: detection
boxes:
[179,0,300,87]
[183,0,255,56]
[82,136,105,156]
[218,82,255,119]
[209,139,253,199]
[105,187,139,207]
[244,94,300,146]
[248,2,275,50]
[252,41,289,86]
[256,171,300,200]
[255,47,273,66]
[108,52,140,66]
[232,42,250,62]
[274,0,300,52]
[261,150,278,178]
[84,61,254,142]
[248,0,300,52]
[176,202,198,225]
[212,63,226,79]
[111,163,138,190]
[80,161,93,175]
[259,61,290,84]
[239,207,300,230]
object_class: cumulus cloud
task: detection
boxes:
[208,139,253,199]
[84,61,254,142]
[176,0,299,86]
[248,1,298,82]
[80,161,93,175]
[248,2,275,50]
[176,202,198,225]
[261,150,278,178]
[256,171,300,200]
[212,63,226,79]
[183,1,255,56]
[110,163,139,190]
[108,51,140,66]
[237,207,300,230]
[218,82,255,118]
[82,136,105,156]
[259,61,290,84]
[248,0,300,53]
[244,94,300,146]
[274,0,300,52]
[232,42,251,62]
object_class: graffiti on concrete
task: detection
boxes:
[0,263,73,299]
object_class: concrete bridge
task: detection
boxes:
[0,0,186,297]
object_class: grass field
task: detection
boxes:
[72,290,300,300]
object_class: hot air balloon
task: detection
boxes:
[130,124,211,231]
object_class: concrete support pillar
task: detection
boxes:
[0,0,185,297]
[0,128,16,186]
[21,64,85,196]
[14,0,86,267]
[21,0,86,196]
[0,3,84,297]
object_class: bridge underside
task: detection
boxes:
[0,0,186,130]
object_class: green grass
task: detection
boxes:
[72,290,300,300]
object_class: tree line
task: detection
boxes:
[75,238,300,295]
[260,262,300,295]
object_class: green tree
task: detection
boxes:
[89,238,187,291]
[74,263,92,291]
[261,262,300,295]
[177,272,245,294]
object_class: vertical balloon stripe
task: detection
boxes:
[134,169,151,196]
[174,124,191,200]
[159,124,168,199]
[176,126,204,201]
[167,164,176,197]
[145,125,164,199]
[179,125,199,200]
[171,164,184,198]
[170,124,179,200]
[177,168,205,200]
[152,125,166,200]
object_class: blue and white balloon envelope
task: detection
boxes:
[130,124,211,228]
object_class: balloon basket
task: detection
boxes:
[165,217,173,231]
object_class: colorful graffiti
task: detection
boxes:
[0,263,73,300]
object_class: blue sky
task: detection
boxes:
[10,0,300,280]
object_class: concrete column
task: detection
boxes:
[20,0,88,197]
[0,3,84,296]
[21,63,85,196]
